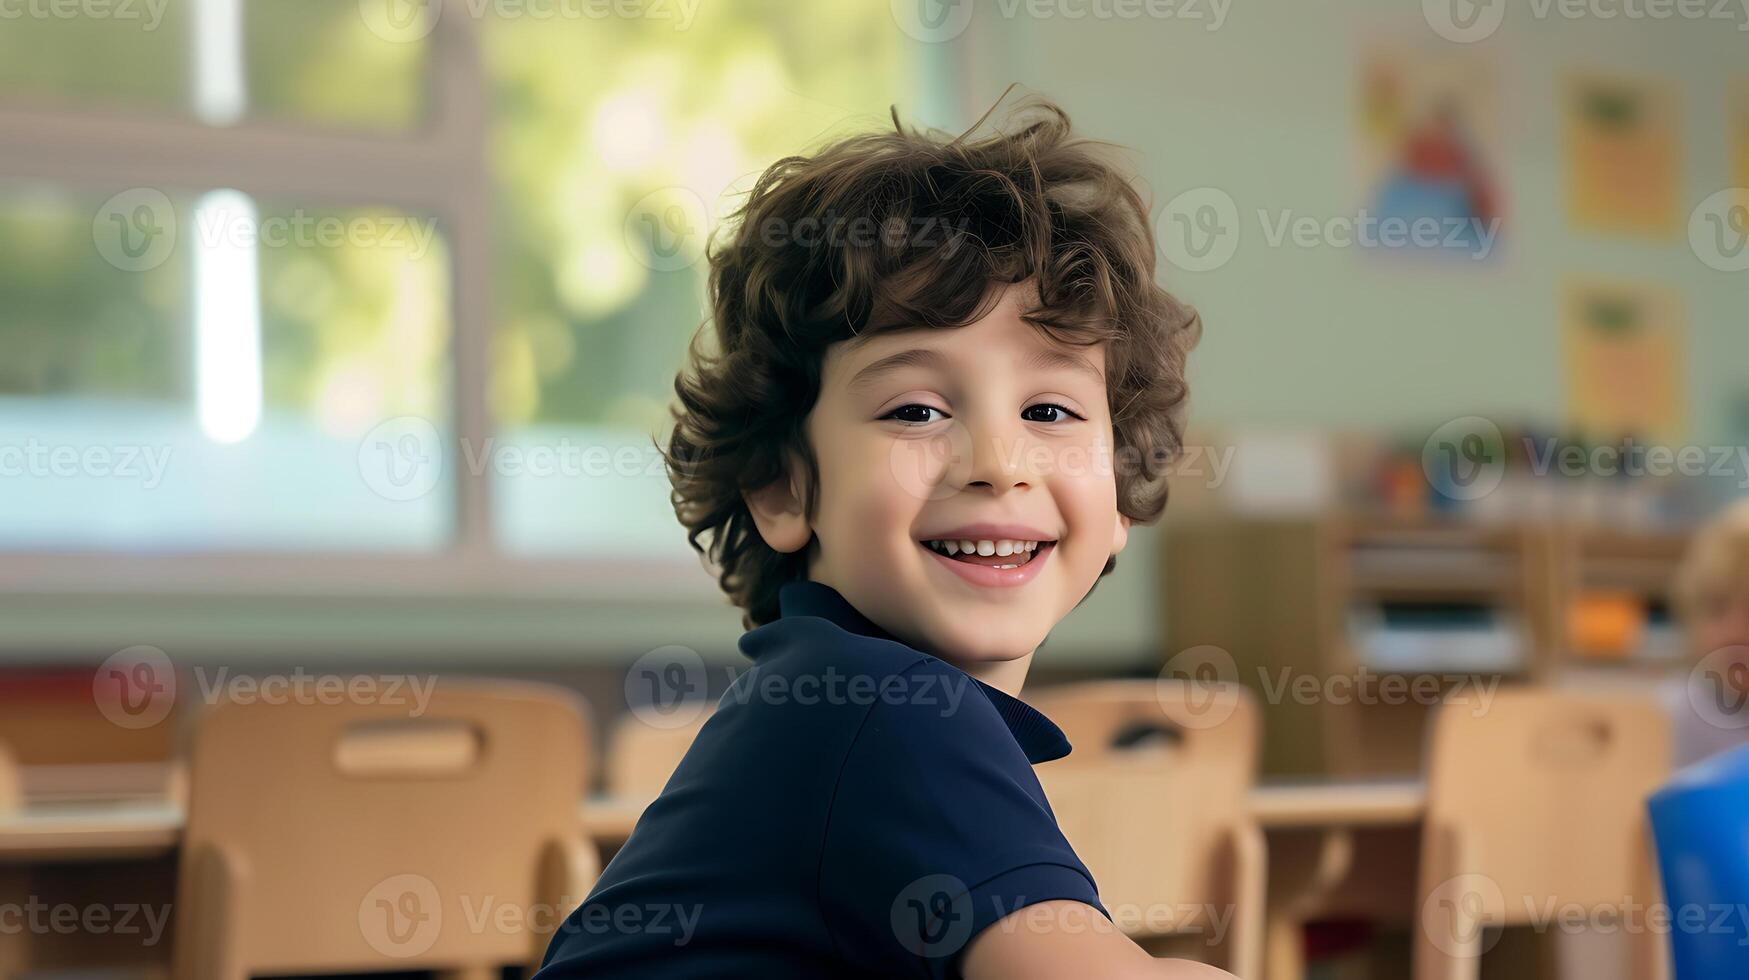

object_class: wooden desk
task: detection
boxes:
[1250,778,1425,828]
[579,794,646,845]
[1,778,1425,980]
[0,800,181,862]
[1254,780,1426,980]
[2,780,1425,859]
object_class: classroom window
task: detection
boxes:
[0,0,918,574]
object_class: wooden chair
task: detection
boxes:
[0,741,24,977]
[1029,680,1265,978]
[0,739,16,812]
[173,680,597,980]
[604,703,714,800]
[0,666,180,767]
[1413,689,1670,980]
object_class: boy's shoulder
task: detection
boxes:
[729,580,1073,766]
[731,603,994,737]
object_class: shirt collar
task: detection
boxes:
[773,579,1074,764]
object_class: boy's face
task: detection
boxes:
[749,281,1130,666]
[1695,590,1749,667]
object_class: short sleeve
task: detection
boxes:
[817,660,1105,978]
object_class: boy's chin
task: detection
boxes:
[923,625,1041,666]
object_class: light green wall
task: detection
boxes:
[921,0,1749,663]
[952,0,1749,442]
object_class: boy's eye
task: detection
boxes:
[882,404,946,425]
[1022,403,1085,423]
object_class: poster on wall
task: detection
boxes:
[1358,43,1504,261]
[1562,279,1685,444]
[1564,73,1680,239]
[1731,77,1749,190]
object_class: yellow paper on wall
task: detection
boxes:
[1562,280,1685,444]
[1732,77,1749,189]
[1564,74,1680,239]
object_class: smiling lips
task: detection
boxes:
[916,526,1057,588]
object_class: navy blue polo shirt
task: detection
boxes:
[537,579,1105,978]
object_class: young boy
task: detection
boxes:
[1666,498,1749,766]
[537,97,1221,979]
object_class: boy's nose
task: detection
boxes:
[960,427,1035,495]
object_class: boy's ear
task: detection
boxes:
[1111,512,1132,558]
[743,465,813,554]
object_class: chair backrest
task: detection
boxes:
[1028,680,1259,937]
[1421,688,1669,918]
[174,680,593,978]
[0,741,16,812]
[604,703,714,799]
[0,667,178,765]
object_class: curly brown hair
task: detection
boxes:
[663,93,1202,629]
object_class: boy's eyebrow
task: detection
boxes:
[846,345,1104,392]
[846,347,951,392]
[1022,345,1105,386]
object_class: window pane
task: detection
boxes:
[0,1,426,132]
[484,1,914,556]
[0,187,453,551]
[0,4,191,113]
[244,0,429,132]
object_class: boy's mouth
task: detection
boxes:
[919,537,1053,570]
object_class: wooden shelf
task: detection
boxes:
[1164,510,1686,778]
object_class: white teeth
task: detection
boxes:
[923,538,1049,557]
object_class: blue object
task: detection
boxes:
[1372,174,1482,254]
[1649,742,1749,979]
